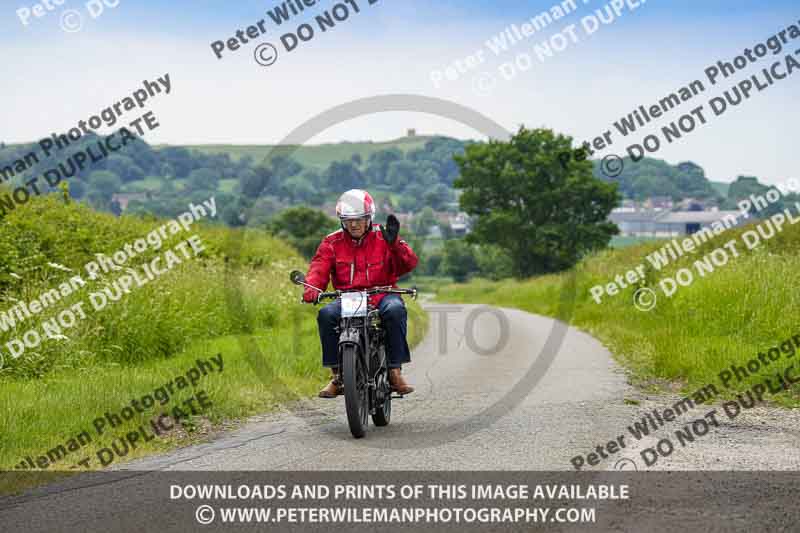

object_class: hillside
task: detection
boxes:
[1,133,778,229]
[709,180,730,197]
[178,135,438,169]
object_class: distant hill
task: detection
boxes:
[2,132,768,224]
[594,158,723,201]
[177,135,439,170]
[709,180,730,197]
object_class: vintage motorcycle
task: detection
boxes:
[290,270,417,438]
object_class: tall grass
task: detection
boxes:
[0,196,302,378]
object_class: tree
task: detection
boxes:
[271,155,303,180]
[104,154,144,182]
[302,168,324,189]
[725,175,787,217]
[419,249,443,276]
[240,166,272,198]
[87,170,121,209]
[438,220,454,239]
[88,170,121,195]
[267,207,338,259]
[188,168,219,191]
[411,207,437,237]
[221,203,247,227]
[281,175,323,204]
[365,148,403,184]
[424,183,451,210]
[396,195,417,212]
[386,160,417,188]
[69,179,87,199]
[160,147,194,178]
[454,127,620,278]
[475,244,514,280]
[247,196,284,227]
[440,240,479,282]
[324,161,364,191]
[407,137,466,185]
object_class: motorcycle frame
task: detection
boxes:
[335,304,388,414]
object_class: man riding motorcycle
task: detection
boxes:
[302,189,418,398]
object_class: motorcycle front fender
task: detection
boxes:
[338,327,360,346]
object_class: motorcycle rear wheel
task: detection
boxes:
[342,344,368,438]
[371,359,391,427]
[372,390,391,427]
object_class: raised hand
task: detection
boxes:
[380,214,400,244]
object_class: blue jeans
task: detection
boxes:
[317,294,411,369]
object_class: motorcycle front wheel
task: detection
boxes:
[342,344,368,438]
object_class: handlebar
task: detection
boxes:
[316,286,417,303]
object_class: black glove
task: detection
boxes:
[380,214,400,244]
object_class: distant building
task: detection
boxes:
[676,197,708,211]
[449,212,470,236]
[643,196,674,210]
[407,129,417,138]
[610,209,744,237]
[111,192,151,211]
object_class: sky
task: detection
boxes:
[2,0,798,184]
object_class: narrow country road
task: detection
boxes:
[122,302,635,471]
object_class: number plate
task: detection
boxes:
[341,291,368,318]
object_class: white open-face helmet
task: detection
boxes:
[336,189,376,221]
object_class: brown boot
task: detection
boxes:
[389,368,414,395]
[318,368,343,398]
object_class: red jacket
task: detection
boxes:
[303,226,418,306]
